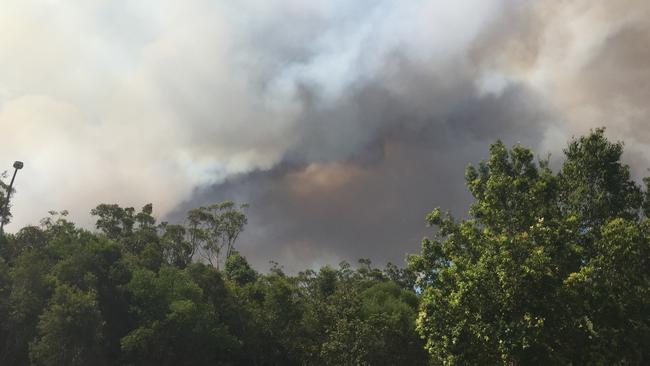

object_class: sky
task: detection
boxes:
[2,0,650,271]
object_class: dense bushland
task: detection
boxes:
[0,129,648,365]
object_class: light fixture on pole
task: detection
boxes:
[0,161,24,236]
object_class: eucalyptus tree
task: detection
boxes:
[187,201,248,269]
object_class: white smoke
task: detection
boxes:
[2,0,650,257]
[0,0,507,228]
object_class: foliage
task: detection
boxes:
[0,130,647,365]
[187,201,248,269]
[29,284,106,366]
[411,129,650,365]
[0,171,16,230]
[0,200,427,365]
[121,266,239,366]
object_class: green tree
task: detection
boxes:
[91,204,158,255]
[0,257,11,363]
[412,129,650,364]
[2,186,439,365]
[91,204,136,240]
[3,249,53,365]
[225,250,258,286]
[49,231,132,362]
[121,266,238,366]
[29,284,106,366]
[318,264,428,366]
[187,201,248,269]
[233,267,307,365]
[0,171,13,231]
[159,222,193,268]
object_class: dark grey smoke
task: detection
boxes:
[171,57,557,271]
[164,1,650,272]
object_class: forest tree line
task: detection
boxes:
[0,129,648,365]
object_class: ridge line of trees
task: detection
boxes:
[0,128,647,365]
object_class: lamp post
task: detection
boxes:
[0,161,24,236]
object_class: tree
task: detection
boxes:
[412,129,650,364]
[0,171,13,231]
[187,201,248,269]
[319,281,429,366]
[225,250,258,286]
[316,263,429,366]
[48,231,132,362]
[4,192,435,365]
[91,204,136,240]
[121,266,239,366]
[3,249,53,365]
[0,257,11,363]
[159,222,193,268]
[29,284,106,366]
[91,204,158,255]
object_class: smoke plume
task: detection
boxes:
[2,0,649,270]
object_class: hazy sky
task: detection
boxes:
[2,0,650,271]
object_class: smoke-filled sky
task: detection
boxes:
[2,0,650,271]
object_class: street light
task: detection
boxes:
[0,161,24,236]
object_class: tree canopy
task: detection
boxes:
[0,129,648,365]
[410,129,650,364]
[0,201,426,365]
